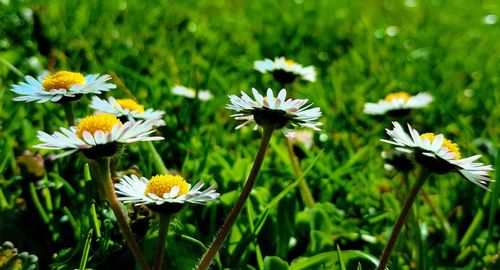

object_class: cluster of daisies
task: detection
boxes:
[11,70,219,208]
[251,57,493,192]
[10,56,495,208]
[362,90,493,190]
[8,55,495,269]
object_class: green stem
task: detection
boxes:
[89,159,151,270]
[420,189,451,234]
[78,229,93,270]
[286,137,315,208]
[146,141,169,174]
[152,214,172,270]
[196,128,274,270]
[176,234,223,269]
[62,102,76,126]
[63,206,80,239]
[459,189,490,248]
[411,202,424,270]
[90,203,102,238]
[29,182,50,224]
[376,170,431,270]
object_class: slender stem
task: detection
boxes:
[286,138,315,208]
[411,202,424,270]
[376,170,431,270]
[420,189,451,234]
[153,214,172,270]
[62,102,76,126]
[196,128,274,270]
[89,159,151,270]
[146,141,169,174]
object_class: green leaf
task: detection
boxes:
[290,250,381,270]
[337,245,346,270]
[263,256,289,270]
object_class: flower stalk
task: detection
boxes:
[152,214,172,270]
[196,127,274,270]
[286,137,315,208]
[89,158,151,270]
[146,141,169,174]
[62,102,76,126]
[376,169,431,270]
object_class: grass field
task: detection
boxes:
[0,0,499,269]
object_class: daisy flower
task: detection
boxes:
[381,150,414,172]
[34,113,163,159]
[171,85,213,101]
[254,56,316,84]
[381,122,494,190]
[115,174,219,213]
[11,71,116,103]
[364,92,433,116]
[226,88,322,134]
[287,130,314,149]
[90,96,165,125]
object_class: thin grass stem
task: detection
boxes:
[286,137,315,208]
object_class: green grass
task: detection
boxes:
[0,0,499,269]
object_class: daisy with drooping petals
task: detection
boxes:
[90,96,165,125]
[171,85,213,101]
[254,57,316,84]
[11,71,116,103]
[364,92,433,116]
[34,113,163,159]
[226,88,322,134]
[381,122,494,190]
[115,174,219,210]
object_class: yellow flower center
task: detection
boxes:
[76,114,122,139]
[145,175,189,197]
[188,88,196,95]
[420,133,461,159]
[116,98,145,112]
[384,92,411,102]
[42,71,85,90]
[285,59,296,66]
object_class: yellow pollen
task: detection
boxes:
[42,71,85,90]
[420,133,461,159]
[285,59,296,66]
[116,99,145,112]
[384,92,411,102]
[145,175,189,197]
[76,114,122,139]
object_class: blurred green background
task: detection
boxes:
[0,0,499,269]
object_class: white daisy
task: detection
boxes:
[171,85,213,101]
[364,92,433,115]
[90,96,165,125]
[115,174,219,208]
[287,130,314,149]
[381,122,494,190]
[34,113,163,159]
[11,71,116,103]
[254,56,316,83]
[226,88,322,134]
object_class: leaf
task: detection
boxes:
[337,245,346,270]
[290,250,382,270]
[263,256,289,270]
